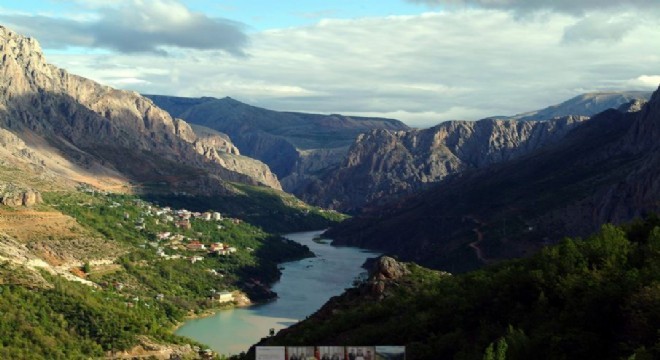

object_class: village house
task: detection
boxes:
[216,291,234,303]
[212,212,223,221]
[216,246,237,256]
[209,242,225,252]
[175,219,191,230]
[186,241,205,251]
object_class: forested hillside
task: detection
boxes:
[256,216,660,360]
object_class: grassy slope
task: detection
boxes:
[0,185,342,358]
[144,183,347,234]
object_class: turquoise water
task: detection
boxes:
[174,230,380,356]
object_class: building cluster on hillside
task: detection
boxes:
[76,190,246,265]
[126,201,246,264]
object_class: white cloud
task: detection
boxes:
[0,0,248,55]
[45,9,660,128]
[406,0,660,15]
[108,77,151,86]
[562,12,640,43]
[628,75,660,88]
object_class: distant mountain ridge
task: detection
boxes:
[325,86,660,272]
[146,95,410,193]
[300,116,589,211]
[0,26,280,193]
[148,91,649,209]
[508,91,652,121]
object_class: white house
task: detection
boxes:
[217,291,234,303]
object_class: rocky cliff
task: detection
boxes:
[146,95,410,192]
[190,124,281,189]
[0,26,280,192]
[326,88,660,272]
[0,183,42,206]
[302,116,587,211]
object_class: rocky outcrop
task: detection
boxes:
[368,256,410,298]
[370,256,409,281]
[0,26,279,194]
[303,116,588,211]
[0,183,42,206]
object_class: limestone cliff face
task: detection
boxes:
[302,116,587,211]
[280,147,348,193]
[326,94,660,272]
[147,95,410,193]
[189,124,281,189]
[192,130,281,190]
[0,26,280,192]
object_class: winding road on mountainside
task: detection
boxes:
[465,215,488,263]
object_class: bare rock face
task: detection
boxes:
[146,94,410,192]
[370,256,409,281]
[190,124,281,189]
[0,26,281,193]
[302,116,588,211]
[365,256,410,299]
[618,99,648,114]
[0,183,42,206]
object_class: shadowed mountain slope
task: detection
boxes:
[326,86,660,273]
[0,26,280,194]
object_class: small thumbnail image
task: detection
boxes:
[375,346,406,360]
[317,346,345,360]
[256,346,286,360]
[286,346,317,360]
[346,346,376,360]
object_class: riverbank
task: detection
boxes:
[173,230,380,356]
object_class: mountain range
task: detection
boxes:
[1,23,659,360]
[0,25,280,197]
[3,24,656,275]
[325,91,659,272]
[150,92,651,213]
[507,91,652,121]
[146,95,409,194]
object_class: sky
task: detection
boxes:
[1,0,659,128]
